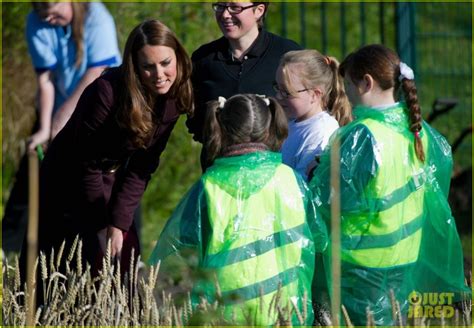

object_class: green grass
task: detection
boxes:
[2,2,471,262]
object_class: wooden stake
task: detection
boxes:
[26,151,39,326]
[330,138,341,326]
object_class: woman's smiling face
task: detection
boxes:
[214,2,265,41]
[137,45,177,96]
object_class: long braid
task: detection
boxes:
[402,79,425,162]
[340,44,425,162]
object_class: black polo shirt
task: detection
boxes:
[217,28,271,78]
[187,29,301,143]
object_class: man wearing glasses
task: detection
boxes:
[187,2,301,169]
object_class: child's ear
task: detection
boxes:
[360,74,375,93]
[311,88,323,103]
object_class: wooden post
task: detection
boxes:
[26,151,39,326]
[330,138,341,326]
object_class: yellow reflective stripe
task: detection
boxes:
[342,214,423,250]
[340,119,428,268]
[373,171,427,212]
[204,224,306,267]
[202,163,307,307]
[343,186,424,236]
[216,241,302,293]
[363,121,423,189]
[204,165,305,254]
[221,289,277,325]
[221,279,300,325]
[342,224,422,268]
[369,187,424,235]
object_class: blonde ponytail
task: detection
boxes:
[326,56,352,126]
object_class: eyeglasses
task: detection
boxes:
[272,82,309,99]
[212,3,259,15]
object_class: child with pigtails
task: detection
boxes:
[310,44,470,325]
[275,49,352,180]
[150,94,328,326]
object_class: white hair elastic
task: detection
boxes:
[217,96,227,109]
[256,94,270,106]
[399,62,415,82]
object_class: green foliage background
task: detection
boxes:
[2,2,471,260]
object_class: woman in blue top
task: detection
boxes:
[2,2,121,252]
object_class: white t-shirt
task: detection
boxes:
[282,111,339,180]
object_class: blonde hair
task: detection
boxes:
[279,49,352,126]
[32,2,89,68]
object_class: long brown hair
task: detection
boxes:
[339,44,425,162]
[117,20,193,148]
[32,2,88,68]
[279,49,352,126]
[204,94,288,163]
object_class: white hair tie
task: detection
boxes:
[399,62,414,82]
[217,96,227,109]
[256,94,270,106]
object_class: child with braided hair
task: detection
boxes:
[310,44,470,325]
[150,94,328,325]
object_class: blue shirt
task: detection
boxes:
[26,2,121,113]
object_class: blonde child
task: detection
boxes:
[150,94,328,325]
[310,44,470,325]
[275,49,351,179]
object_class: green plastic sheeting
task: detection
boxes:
[310,103,470,326]
[150,151,328,326]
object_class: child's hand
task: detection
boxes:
[27,129,50,152]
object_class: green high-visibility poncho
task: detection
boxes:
[150,151,328,326]
[310,103,470,326]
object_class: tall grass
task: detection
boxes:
[2,2,471,261]
[1,238,314,326]
[1,240,472,326]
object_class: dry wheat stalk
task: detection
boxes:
[366,306,375,327]
[291,298,304,325]
[395,300,403,327]
[11,240,472,327]
[14,256,21,291]
[341,304,353,327]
